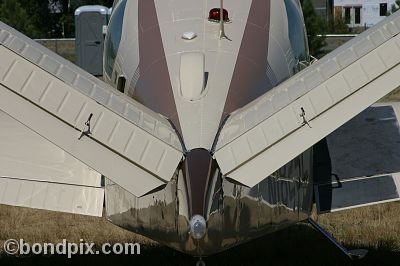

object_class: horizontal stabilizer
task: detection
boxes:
[214,11,400,187]
[0,110,104,216]
[0,21,184,197]
[0,111,101,186]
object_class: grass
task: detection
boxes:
[0,205,154,247]
[380,86,400,102]
[0,202,399,265]
[313,203,400,252]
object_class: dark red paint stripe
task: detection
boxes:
[135,0,181,132]
[184,149,213,216]
[222,0,273,117]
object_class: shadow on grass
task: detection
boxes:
[1,224,399,266]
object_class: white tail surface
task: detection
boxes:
[0,22,183,197]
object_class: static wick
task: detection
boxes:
[78,113,93,140]
[300,107,312,128]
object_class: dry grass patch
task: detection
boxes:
[313,202,400,251]
[0,205,156,255]
[380,86,400,102]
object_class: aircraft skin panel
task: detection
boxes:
[265,1,292,86]
[116,0,139,96]
[214,12,400,187]
[0,23,184,197]
[0,177,104,217]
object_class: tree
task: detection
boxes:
[70,0,114,10]
[302,0,327,58]
[19,0,61,37]
[327,13,351,34]
[0,0,43,38]
[0,0,114,38]
[391,0,400,13]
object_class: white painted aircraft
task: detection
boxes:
[1,0,400,264]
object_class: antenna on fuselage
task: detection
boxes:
[219,0,231,40]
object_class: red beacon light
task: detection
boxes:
[208,8,230,22]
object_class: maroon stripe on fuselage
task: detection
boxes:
[135,0,181,131]
[184,149,213,216]
[222,0,272,117]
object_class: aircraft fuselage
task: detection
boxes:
[103,0,313,256]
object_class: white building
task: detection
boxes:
[334,0,397,27]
